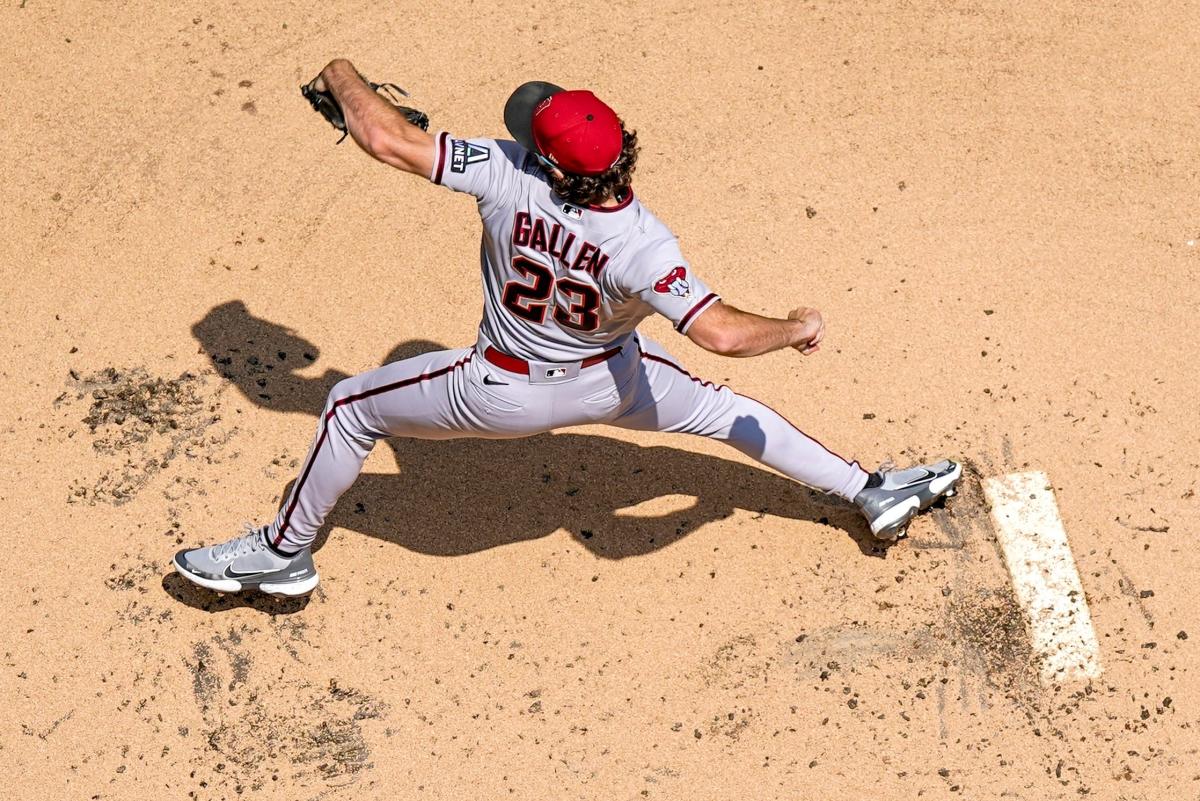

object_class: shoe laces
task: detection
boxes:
[212,523,267,561]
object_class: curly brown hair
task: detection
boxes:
[547,125,639,206]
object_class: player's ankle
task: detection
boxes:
[261,529,304,558]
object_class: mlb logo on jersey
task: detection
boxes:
[450,140,490,173]
[653,266,691,299]
[561,203,583,219]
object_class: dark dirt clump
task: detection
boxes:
[79,367,208,452]
[62,367,229,504]
[104,555,160,592]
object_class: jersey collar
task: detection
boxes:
[586,189,634,213]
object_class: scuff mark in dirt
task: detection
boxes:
[105,554,161,592]
[61,367,234,505]
[213,628,251,693]
[946,585,1039,695]
[185,642,221,709]
[702,634,770,691]
[784,460,1042,744]
[183,627,387,795]
[270,615,312,662]
[21,709,75,741]
[1116,567,1156,629]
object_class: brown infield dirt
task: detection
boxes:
[2,2,1197,799]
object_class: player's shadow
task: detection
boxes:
[189,300,878,565]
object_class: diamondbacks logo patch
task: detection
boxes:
[450,140,490,173]
[653,266,691,298]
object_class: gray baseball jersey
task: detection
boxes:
[264,134,868,552]
[430,134,720,361]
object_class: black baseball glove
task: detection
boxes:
[301,75,430,143]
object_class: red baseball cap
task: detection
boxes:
[504,81,623,176]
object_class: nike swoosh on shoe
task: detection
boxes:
[910,469,936,482]
[223,565,269,579]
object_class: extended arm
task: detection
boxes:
[316,59,435,176]
[686,300,824,358]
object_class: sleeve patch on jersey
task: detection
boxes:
[450,140,490,173]
[653,266,691,299]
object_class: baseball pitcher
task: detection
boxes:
[174,60,961,596]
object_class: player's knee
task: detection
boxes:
[321,379,372,438]
[322,389,377,447]
[326,377,358,410]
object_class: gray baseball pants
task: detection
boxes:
[266,335,869,552]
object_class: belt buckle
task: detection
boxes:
[527,360,581,384]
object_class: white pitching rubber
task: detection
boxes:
[984,471,1101,684]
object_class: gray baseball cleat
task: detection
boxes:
[173,525,319,597]
[854,459,962,541]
